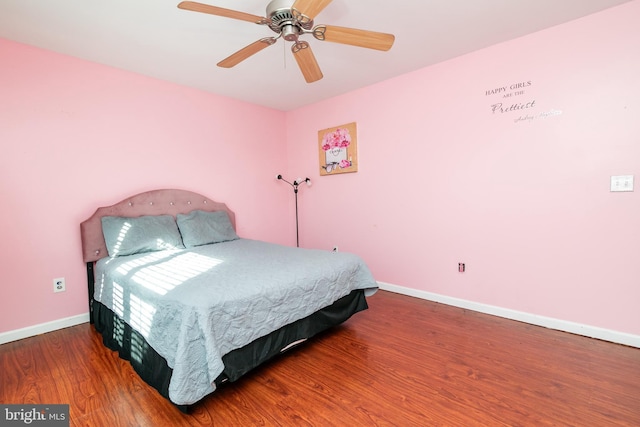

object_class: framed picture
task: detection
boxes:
[318,122,358,176]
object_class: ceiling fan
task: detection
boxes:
[177,0,395,83]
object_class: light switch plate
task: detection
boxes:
[610,175,634,192]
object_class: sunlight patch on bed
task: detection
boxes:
[114,250,180,274]
[150,237,184,252]
[112,282,125,317]
[109,281,156,340]
[110,222,131,257]
[125,252,223,295]
[109,221,183,258]
[130,332,149,364]
[129,293,156,337]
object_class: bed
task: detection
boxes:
[80,189,377,410]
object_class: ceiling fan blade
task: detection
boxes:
[292,0,333,21]
[178,1,266,24]
[315,25,395,51]
[217,38,276,68]
[292,41,323,83]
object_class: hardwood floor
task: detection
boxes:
[1,290,639,426]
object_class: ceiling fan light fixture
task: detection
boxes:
[282,24,300,41]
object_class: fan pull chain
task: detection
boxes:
[283,39,287,69]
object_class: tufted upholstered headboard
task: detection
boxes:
[80,189,236,263]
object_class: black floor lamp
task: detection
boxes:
[277,174,311,247]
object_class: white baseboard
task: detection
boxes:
[377,282,640,349]
[0,313,90,345]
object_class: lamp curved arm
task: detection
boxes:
[277,174,311,191]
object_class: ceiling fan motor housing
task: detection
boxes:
[266,0,313,38]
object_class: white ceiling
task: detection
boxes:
[0,0,632,111]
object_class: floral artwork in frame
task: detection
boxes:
[318,122,358,176]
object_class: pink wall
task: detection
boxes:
[1,1,638,338]
[286,1,640,335]
[0,39,290,333]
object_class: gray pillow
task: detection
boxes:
[101,215,185,257]
[176,210,238,247]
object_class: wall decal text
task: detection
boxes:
[485,80,562,123]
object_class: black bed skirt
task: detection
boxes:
[92,289,368,409]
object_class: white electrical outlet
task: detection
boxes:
[53,277,66,293]
[610,175,634,192]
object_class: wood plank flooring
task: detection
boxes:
[1,290,639,426]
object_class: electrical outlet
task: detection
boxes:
[332,246,338,252]
[610,175,634,192]
[53,277,66,293]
